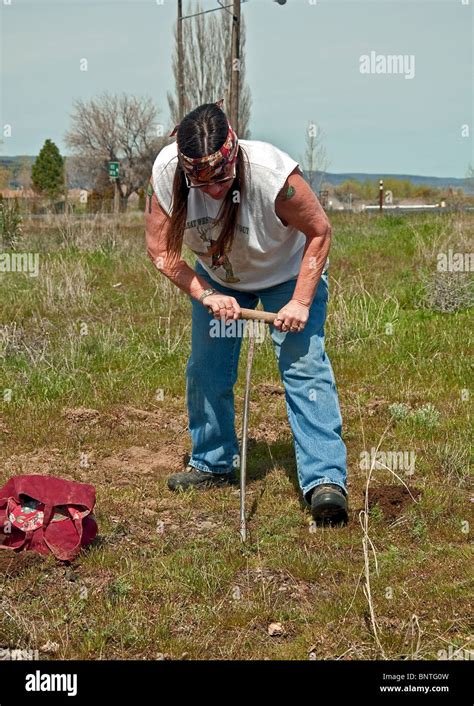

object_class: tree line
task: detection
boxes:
[1,1,256,213]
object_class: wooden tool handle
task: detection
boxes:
[239,308,278,324]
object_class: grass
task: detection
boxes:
[0,210,472,660]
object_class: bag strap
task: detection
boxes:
[42,503,55,527]
[43,505,87,561]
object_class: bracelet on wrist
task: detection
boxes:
[198,287,216,304]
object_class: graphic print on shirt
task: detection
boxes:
[186,217,241,283]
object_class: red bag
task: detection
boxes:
[0,475,97,561]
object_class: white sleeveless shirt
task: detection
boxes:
[152,139,311,292]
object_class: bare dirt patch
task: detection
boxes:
[63,404,188,435]
[365,484,422,522]
[105,405,187,435]
[250,420,285,445]
[1,448,65,476]
[366,397,390,416]
[62,407,101,425]
[99,445,184,484]
[256,383,285,397]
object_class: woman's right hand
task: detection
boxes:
[202,293,241,321]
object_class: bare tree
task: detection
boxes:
[300,121,330,194]
[64,92,169,209]
[168,1,252,138]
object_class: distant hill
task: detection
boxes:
[0,156,35,169]
[308,171,473,194]
[1,156,472,193]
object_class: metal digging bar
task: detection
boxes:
[238,307,277,542]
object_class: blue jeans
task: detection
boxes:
[185,260,347,504]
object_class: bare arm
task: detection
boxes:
[145,180,213,302]
[275,168,332,308]
[145,179,242,320]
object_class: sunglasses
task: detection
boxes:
[184,163,236,189]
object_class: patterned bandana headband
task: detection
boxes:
[169,98,239,182]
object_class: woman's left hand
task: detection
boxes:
[273,300,310,333]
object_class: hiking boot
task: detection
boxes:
[310,483,349,526]
[167,465,238,492]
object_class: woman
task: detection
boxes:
[145,100,348,526]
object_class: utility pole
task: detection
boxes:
[114,181,120,215]
[176,0,287,132]
[177,0,185,121]
[229,0,241,134]
[108,161,120,215]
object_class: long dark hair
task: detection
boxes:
[165,103,248,263]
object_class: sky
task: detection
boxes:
[1,0,472,177]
